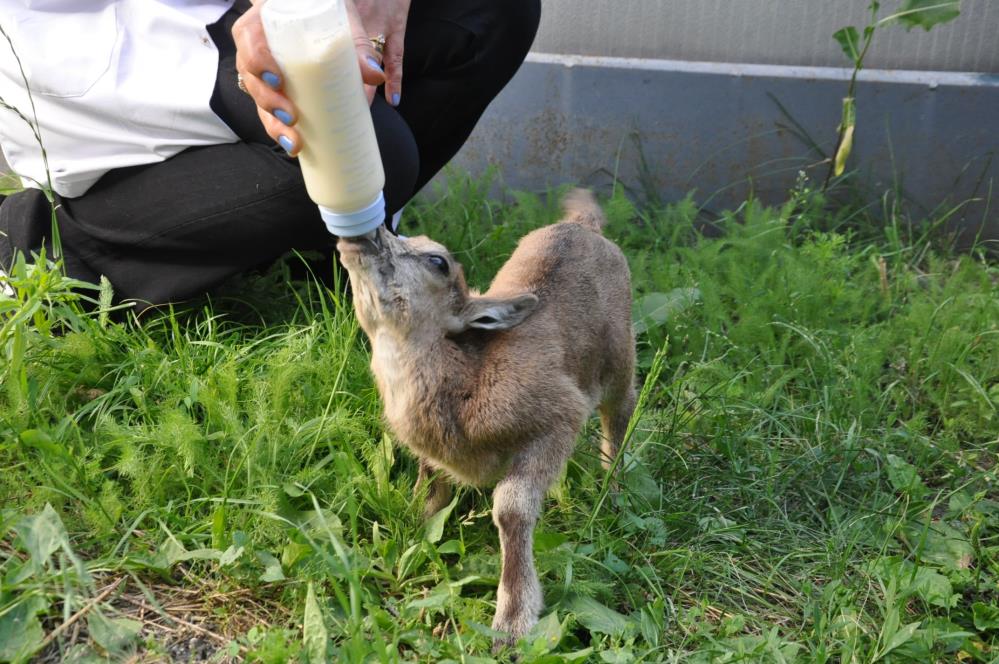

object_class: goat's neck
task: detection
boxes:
[370,327,472,419]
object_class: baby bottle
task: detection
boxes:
[261,0,386,237]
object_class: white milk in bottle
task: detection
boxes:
[261,0,385,237]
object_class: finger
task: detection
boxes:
[239,63,298,129]
[383,31,404,107]
[236,53,294,112]
[236,43,301,154]
[233,6,301,143]
[258,106,302,157]
[345,0,387,87]
[357,47,387,87]
[232,7,283,87]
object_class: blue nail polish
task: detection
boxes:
[274,109,293,125]
[262,71,280,89]
[391,93,401,107]
[366,57,383,74]
[278,135,293,154]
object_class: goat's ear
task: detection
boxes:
[457,293,538,331]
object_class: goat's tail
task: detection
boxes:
[561,188,606,233]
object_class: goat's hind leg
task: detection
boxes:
[598,382,637,471]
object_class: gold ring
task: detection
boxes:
[369,33,386,55]
[237,73,249,94]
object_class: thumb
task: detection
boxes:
[356,39,386,86]
[345,0,386,86]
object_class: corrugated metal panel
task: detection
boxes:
[533,0,998,73]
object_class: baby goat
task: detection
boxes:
[337,190,636,646]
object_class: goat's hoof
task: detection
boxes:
[491,633,527,658]
[490,615,536,655]
[420,489,454,522]
[491,636,514,656]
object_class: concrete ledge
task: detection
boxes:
[447,53,999,242]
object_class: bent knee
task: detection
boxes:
[492,481,538,529]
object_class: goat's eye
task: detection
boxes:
[427,254,450,276]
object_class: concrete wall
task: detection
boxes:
[534,0,998,73]
[447,55,999,243]
[439,1,998,243]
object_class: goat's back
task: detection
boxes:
[485,215,634,409]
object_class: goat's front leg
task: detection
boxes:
[490,442,570,649]
[416,458,453,520]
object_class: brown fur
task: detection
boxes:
[337,189,636,648]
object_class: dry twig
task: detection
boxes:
[38,577,125,651]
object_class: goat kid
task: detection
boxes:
[337,190,636,647]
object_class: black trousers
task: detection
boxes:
[0,0,539,308]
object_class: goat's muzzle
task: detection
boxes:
[337,225,385,256]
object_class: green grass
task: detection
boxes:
[1,172,998,662]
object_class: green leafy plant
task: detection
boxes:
[827,1,962,187]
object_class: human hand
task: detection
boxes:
[355,0,412,107]
[232,0,386,156]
